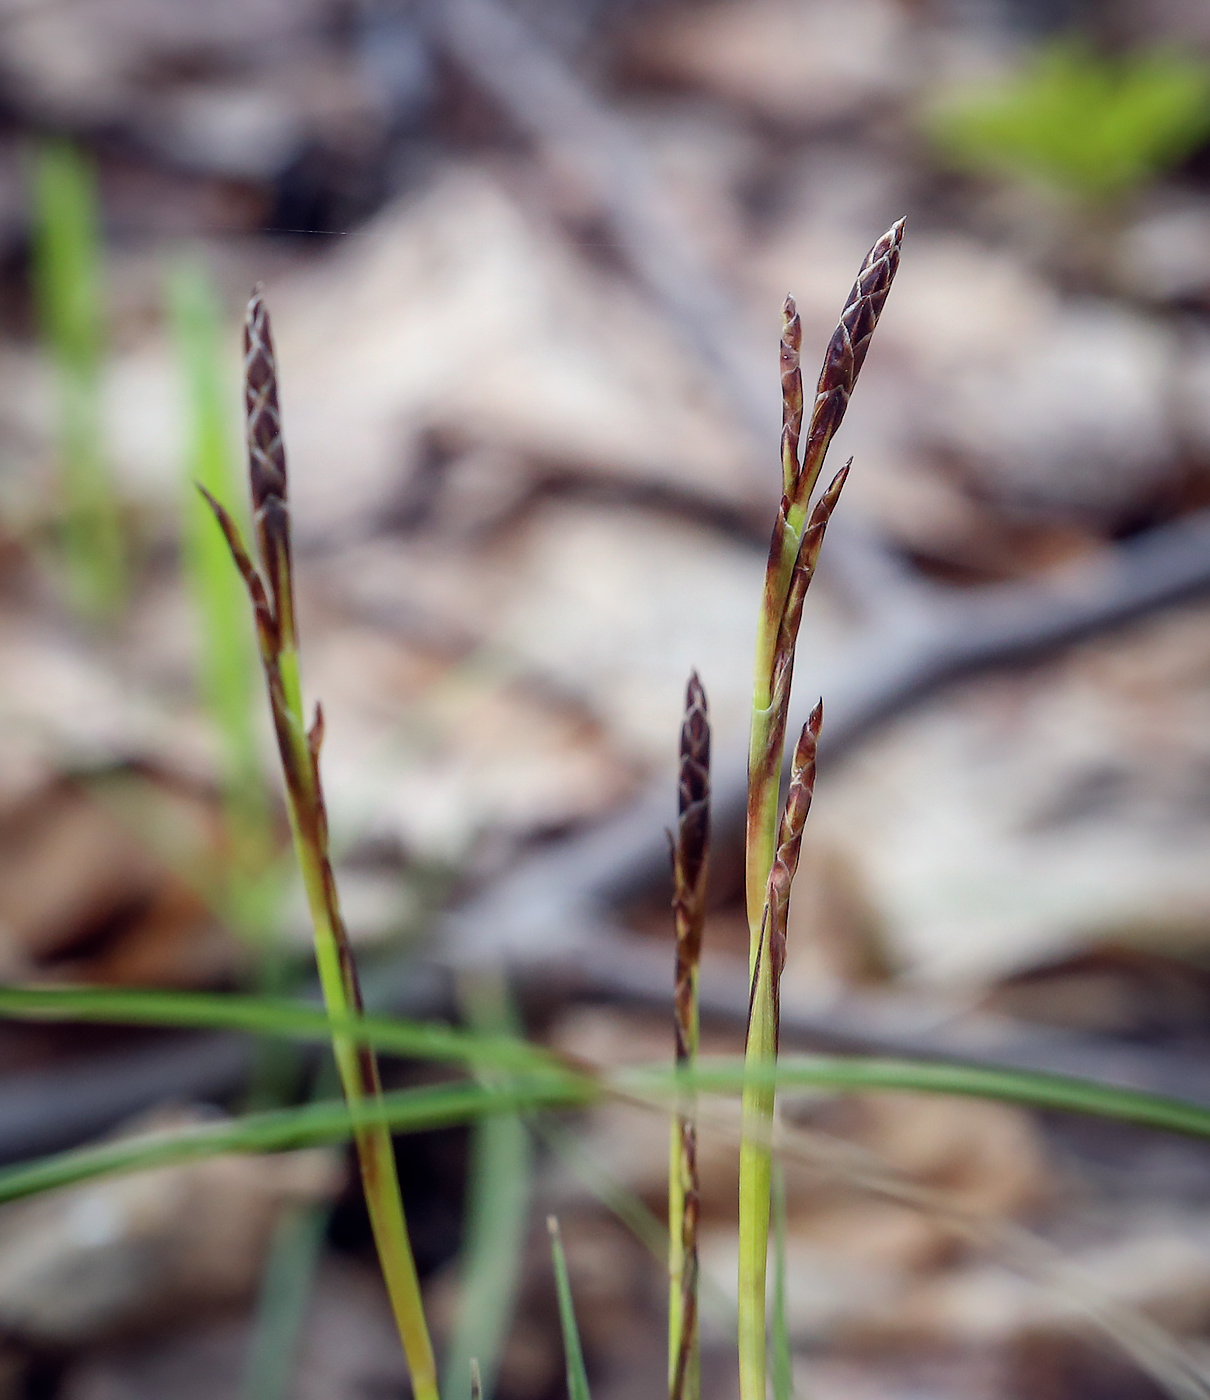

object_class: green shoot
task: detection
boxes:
[739,226,901,1400]
[0,1074,587,1205]
[8,991,1210,1201]
[548,1217,592,1400]
[669,673,709,1400]
[241,1199,331,1400]
[202,288,439,1400]
[443,971,534,1400]
[928,37,1210,202]
[15,980,1210,1142]
[770,1165,793,1400]
[30,140,126,622]
[0,982,561,1074]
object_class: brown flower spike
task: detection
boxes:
[669,672,710,1400]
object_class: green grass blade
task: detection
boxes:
[0,983,559,1075]
[443,972,534,1400]
[0,1077,591,1206]
[548,1216,592,1400]
[770,1164,793,1400]
[10,984,1210,1145]
[30,140,125,621]
[625,1055,1210,1141]
[241,1200,331,1400]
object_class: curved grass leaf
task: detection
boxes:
[548,1217,592,1400]
[7,986,1210,1159]
[443,973,534,1400]
[0,1076,591,1206]
[0,984,559,1076]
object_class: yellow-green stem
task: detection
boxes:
[276,663,439,1400]
[740,423,840,1400]
[738,940,777,1400]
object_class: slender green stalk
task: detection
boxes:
[669,673,710,1400]
[770,1166,793,1400]
[241,1200,330,1400]
[30,141,126,622]
[444,971,533,1400]
[739,223,903,1400]
[203,289,439,1400]
[739,713,820,1400]
[548,1217,593,1400]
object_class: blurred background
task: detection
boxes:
[7,0,1210,1397]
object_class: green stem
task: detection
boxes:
[274,657,440,1400]
[738,948,778,1400]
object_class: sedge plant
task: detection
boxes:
[14,219,1210,1399]
[171,262,327,1400]
[201,288,440,1400]
[739,220,903,1400]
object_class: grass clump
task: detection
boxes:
[16,213,1210,1400]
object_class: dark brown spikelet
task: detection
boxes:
[673,671,710,1064]
[780,297,804,496]
[836,218,904,382]
[763,701,822,1041]
[797,218,903,504]
[671,672,708,1400]
[244,286,286,510]
[675,673,711,907]
[244,288,295,637]
[775,461,850,667]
